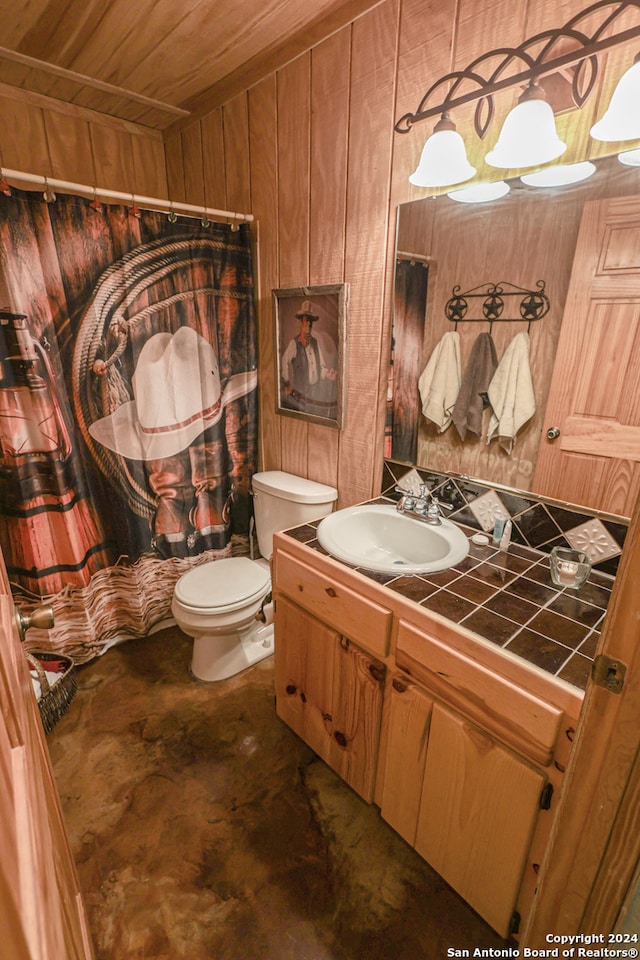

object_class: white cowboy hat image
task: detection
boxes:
[89,326,257,460]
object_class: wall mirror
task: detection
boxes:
[389,153,640,519]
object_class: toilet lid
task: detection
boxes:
[174,557,270,610]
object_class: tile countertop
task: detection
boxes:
[281,500,614,693]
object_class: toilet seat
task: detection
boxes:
[174,557,270,614]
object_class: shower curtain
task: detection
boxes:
[0,187,257,661]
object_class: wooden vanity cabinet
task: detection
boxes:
[274,594,386,802]
[272,533,582,938]
[381,673,548,938]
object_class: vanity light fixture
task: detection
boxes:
[485,82,566,169]
[590,56,640,141]
[520,160,597,187]
[618,146,640,164]
[409,114,476,188]
[447,181,510,203]
[395,0,640,189]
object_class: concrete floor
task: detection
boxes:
[48,625,512,960]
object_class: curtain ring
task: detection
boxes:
[201,207,210,228]
[43,177,56,203]
[0,168,11,196]
[230,216,240,232]
[89,187,102,212]
[167,202,178,224]
[129,194,141,219]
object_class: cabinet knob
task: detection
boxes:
[368,662,386,683]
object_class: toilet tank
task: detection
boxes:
[251,470,338,560]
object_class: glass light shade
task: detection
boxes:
[409,129,476,188]
[618,147,640,166]
[447,181,510,203]
[590,61,640,142]
[520,161,596,187]
[485,99,567,169]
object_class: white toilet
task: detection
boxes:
[171,470,338,682]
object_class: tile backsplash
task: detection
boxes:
[382,460,628,577]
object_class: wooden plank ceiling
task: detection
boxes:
[0,0,383,131]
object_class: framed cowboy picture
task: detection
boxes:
[272,284,348,429]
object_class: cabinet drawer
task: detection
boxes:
[396,619,563,766]
[275,550,391,657]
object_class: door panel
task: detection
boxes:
[533,195,640,516]
[274,594,384,801]
[415,702,545,939]
[380,674,433,846]
[0,554,93,959]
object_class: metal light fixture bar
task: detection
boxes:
[395,0,640,138]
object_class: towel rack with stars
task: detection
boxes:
[445,280,550,333]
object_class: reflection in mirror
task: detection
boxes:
[389,154,640,518]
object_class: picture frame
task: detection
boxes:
[272,284,348,429]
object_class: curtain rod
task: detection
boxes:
[1,168,254,223]
[396,250,433,263]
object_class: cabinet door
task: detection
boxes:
[380,674,433,846]
[274,595,385,802]
[415,702,545,939]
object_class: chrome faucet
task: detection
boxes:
[394,484,453,525]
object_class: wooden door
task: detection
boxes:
[533,194,640,516]
[0,552,94,958]
[415,702,545,939]
[274,595,385,801]
[380,673,433,846]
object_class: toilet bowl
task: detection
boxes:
[171,556,273,682]
[171,470,338,682]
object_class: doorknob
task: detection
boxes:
[546,426,561,441]
[15,604,55,641]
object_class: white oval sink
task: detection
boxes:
[316,503,470,574]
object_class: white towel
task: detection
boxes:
[418,331,461,432]
[486,331,535,454]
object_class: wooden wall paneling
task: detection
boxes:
[309,30,350,285]
[391,0,459,209]
[180,122,205,207]
[248,76,281,471]
[0,83,167,203]
[0,93,50,173]
[42,111,97,184]
[88,123,135,191]
[277,53,312,477]
[222,93,251,213]
[341,1,398,504]
[130,134,168,199]
[164,132,186,204]
[201,109,227,211]
[276,55,311,286]
[383,0,453,496]
[306,28,352,489]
